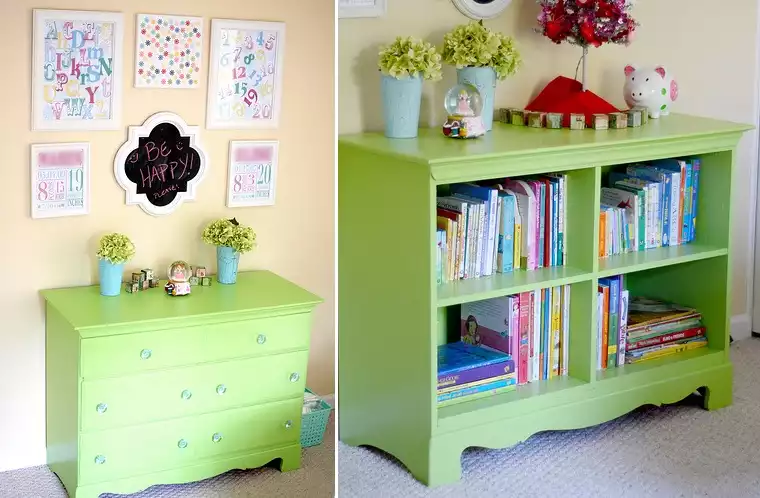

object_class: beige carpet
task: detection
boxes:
[0,414,334,498]
[339,339,760,498]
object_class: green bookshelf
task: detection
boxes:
[338,114,751,487]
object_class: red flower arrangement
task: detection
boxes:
[536,0,637,47]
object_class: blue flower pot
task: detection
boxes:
[217,246,240,284]
[381,74,423,138]
[457,67,496,131]
[99,259,124,297]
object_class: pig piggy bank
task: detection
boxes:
[623,65,679,119]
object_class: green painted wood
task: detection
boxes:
[81,351,308,431]
[338,114,750,487]
[42,270,321,498]
[41,270,321,335]
[79,398,302,485]
[80,313,312,379]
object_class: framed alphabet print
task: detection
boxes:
[32,9,123,131]
[31,143,90,219]
[135,13,204,88]
[114,112,208,216]
[226,140,278,207]
[206,19,285,129]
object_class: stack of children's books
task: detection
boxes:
[435,175,568,284]
[624,297,707,364]
[437,342,516,406]
[599,158,700,258]
[460,285,571,386]
[597,275,629,369]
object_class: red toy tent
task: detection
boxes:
[525,75,621,128]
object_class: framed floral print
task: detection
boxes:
[134,13,204,88]
[32,9,124,131]
[206,19,286,129]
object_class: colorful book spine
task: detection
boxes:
[518,291,532,385]
[625,337,707,364]
[599,210,606,257]
[532,289,541,382]
[451,184,498,276]
[436,230,444,285]
[551,180,559,266]
[550,286,562,377]
[438,373,513,393]
[690,158,700,242]
[497,192,516,273]
[618,289,629,367]
[437,375,517,404]
[543,287,552,380]
[627,326,705,351]
[597,291,604,370]
[605,276,620,368]
[509,295,520,360]
[561,284,571,375]
[682,161,693,244]
[598,283,610,369]
[492,195,502,273]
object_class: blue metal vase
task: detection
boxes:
[99,259,124,297]
[457,66,496,131]
[217,246,240,284]
[381,74,423,138]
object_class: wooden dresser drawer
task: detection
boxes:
[81,351,308,432]
[79,397,302,485]
[80,313,312,379]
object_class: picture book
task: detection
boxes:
[626,297,699,331]
[460,297,513,354]
[618,289,629,366]
[497,191,516,273]
[451,184,498,276]
[626,326,705,351]
[598,282,610,369]
[561,284,570,375]
[437,375,518,405]
[518,291,532,384]
[504,180,538,270]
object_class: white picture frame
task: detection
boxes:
[32,9,124,131]
[206,19,286,129]
[339,0,387,18]
[113,112,208,216]
[451,0,512,20]
[30,142,90,219]
[226,140,279,208]
[134,13,204,89]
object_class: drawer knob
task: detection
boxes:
[181,389,192,400]
[284,420,293,429]
[94,455,106,465]
[289,372,300,383]
[140,349,152,360]
[177,439,188,449]
[257,334,267,345]
[212,432,223,443]
[216,384,227,395]
[96,403,108,414]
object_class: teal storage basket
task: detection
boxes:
[301,388,332,448]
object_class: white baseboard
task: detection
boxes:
[732,313,752,341]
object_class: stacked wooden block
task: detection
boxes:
[497,107,649,130]
[125,269,159,293]
[188,266,212,286]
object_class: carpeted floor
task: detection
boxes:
[0,414,334,498]
[339,338,760,498]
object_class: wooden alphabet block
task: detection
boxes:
[195,267,207,278]
[189,276,199,286]
[592,114,609,130]
[546,113,563,129]
[608,112,628,129]
[125,282,139,293]
[569,113,586,130]
[526,112,546,128]
[627,109,642,127]
[201,277,212,286]
[509,109,525,126]
[634,106,649,124]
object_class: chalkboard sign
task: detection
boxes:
[114,112,207,216]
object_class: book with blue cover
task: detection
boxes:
[437,341,515,391]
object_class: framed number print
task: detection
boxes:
[226,141,278,207]
[32,10,123,131]
[135,13,203,88]
[31,143,90,219]
[206,19,285,129]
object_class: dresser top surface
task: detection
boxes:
[41,270,322,330]
[338,113,752,164]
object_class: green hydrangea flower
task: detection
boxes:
[442,21,522,81]
[378,36,442,81]
[96,233,136,265]
[202,218,257,254]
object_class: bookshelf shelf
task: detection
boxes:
[339,114,751,487]
[597,244,729,278]
[436,265,591,307]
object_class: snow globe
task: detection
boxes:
[165,260,192,296]
[442,83,486,139]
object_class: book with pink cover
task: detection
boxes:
[504,179,538,270]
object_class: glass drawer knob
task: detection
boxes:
[216,384,227,395]
[96,403,108,414]
[257,334,267,344]
[212,432,223,443]
[140,349,152,360]
[181,389,192,400]
[94,455,106,465]
[289,372,300,383]
[178,439,188,449]
[284,420,293,429]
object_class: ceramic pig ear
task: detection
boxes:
[624,65,637,76]
[655,66,667,78]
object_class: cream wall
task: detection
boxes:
[340,0,760,325]
[0,0,334,471]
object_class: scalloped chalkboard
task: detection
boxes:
[114,112,207,216]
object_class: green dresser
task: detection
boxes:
[42,270,321,498]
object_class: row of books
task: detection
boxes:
[436,175,568,284]
[596,274,708,368]
[599,158,700,257]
